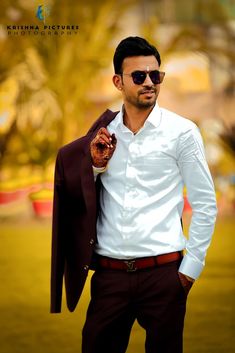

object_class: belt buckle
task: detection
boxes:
[124,260,137,272]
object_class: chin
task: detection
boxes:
[138,99,156,108]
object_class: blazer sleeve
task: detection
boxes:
[50,150,66,313]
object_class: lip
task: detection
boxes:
[140,91,155,95]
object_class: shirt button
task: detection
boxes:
[83,265,89,271]
[89,238,95,245]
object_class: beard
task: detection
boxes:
[125,87,158,109]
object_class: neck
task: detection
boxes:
[123,103,155,134]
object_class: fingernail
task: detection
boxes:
[109,137,112,141]
[110,144,113,148]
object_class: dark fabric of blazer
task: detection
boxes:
[50,109,119,313]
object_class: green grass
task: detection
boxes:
[0,216,234,353]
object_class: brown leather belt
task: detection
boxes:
[97,251,182,272]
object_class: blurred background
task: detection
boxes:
[0,0,234,352]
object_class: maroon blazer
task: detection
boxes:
[50,109,119,313]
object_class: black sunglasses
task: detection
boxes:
[121,70,165,85]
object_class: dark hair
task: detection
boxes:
[113,36,161,74]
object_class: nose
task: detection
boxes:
[143,73,153,86]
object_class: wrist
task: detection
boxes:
[92,162,108,168]
[178,272,195,283]
[184,274,195,283]
[91,156,108,168]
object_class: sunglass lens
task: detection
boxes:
[132,71,146,85]
[149,71,161,84]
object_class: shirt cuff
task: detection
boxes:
[178,253,204,280]
[92,165,108,173]
[92,165,108,181]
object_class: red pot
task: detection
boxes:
[32,199,52,217]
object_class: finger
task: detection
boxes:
[101,145,116,160]
[110,133,117,147]
[106,133,117,149]
[98,133,111,145]
[98,127,112,140]
[96,136,110,148]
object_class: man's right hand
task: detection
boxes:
[90,127,117,168]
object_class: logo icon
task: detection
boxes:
[36,4,50,22]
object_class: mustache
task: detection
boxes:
[139,87,156,94]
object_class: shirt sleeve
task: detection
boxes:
[177,125,217,279]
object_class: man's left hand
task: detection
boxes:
[178,272,194,295]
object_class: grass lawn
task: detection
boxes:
[0,216,234,353]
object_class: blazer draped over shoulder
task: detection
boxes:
[50,109,119,313]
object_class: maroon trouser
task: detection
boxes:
[82,260,187,353]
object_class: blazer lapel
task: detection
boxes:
[81,152,97,229]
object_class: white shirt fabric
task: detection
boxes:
[94,103,217,279]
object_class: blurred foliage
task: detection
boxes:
[141,0,235,178]
[219,124,235,156]
[0,0,234,181]
[0,0,136,177]
[142,0,235,93]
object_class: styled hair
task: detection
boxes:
[113,36,161,74]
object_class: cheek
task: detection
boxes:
[123,85,138,97]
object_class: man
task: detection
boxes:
[51,36,217,353]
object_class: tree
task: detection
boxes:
[0,0,134,177]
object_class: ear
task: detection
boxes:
[112,74,123,91]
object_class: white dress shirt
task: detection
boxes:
[94,103,217,279]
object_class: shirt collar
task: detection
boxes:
[112,103,162,131]
[144,103,162,128]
